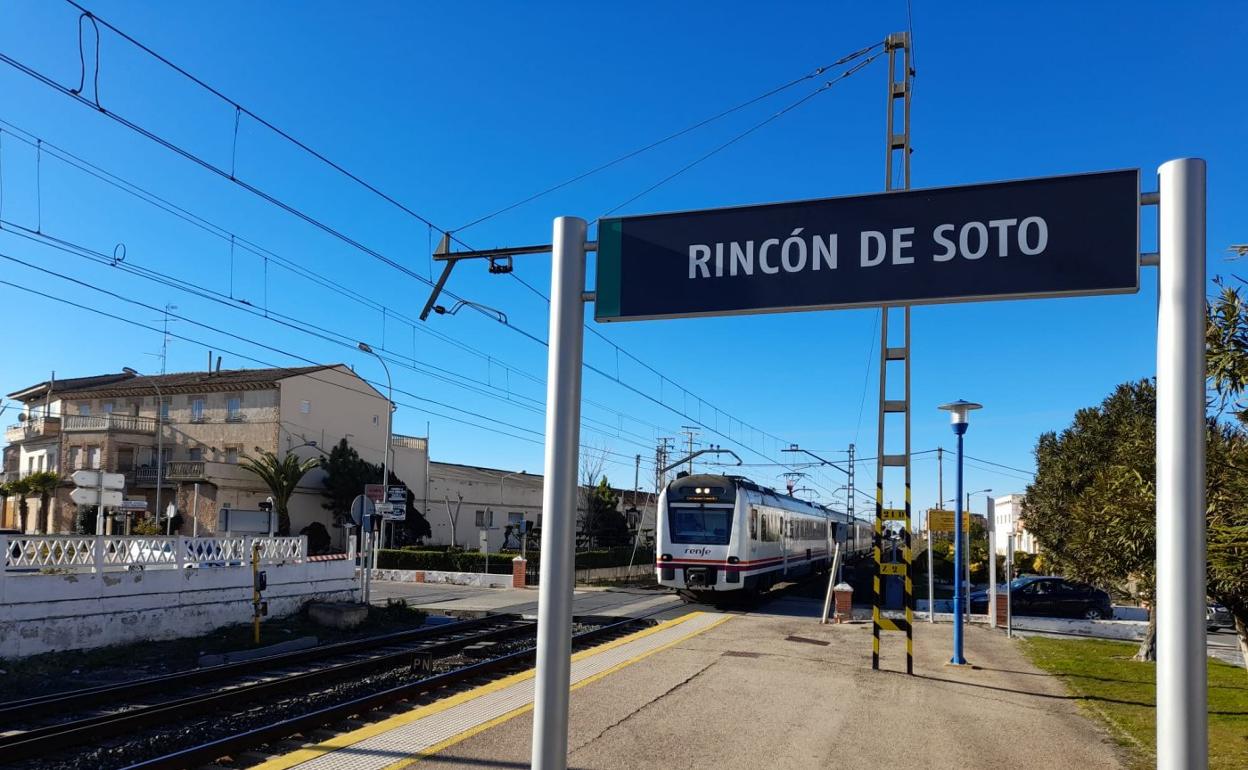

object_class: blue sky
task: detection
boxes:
[0,1,1243,521]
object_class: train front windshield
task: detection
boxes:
[668,506,732,545]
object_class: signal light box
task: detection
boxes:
[594,169,1139,322]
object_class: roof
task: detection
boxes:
[8,365,342,400]
[7,373,134,402]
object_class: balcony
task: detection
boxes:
[5,417,61,443]
[62,414,157,435]
[165,461,206,481]
[129,467,174,487]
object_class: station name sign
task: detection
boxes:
[594,170,1139,322]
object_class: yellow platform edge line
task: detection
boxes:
[389,612,734,769]
[251,611,712,770]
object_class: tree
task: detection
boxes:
[587,477,628,547]
[239,450,320,535]
[318,438,431,545]
[1023,380,1158,660]
[1204,278,1248,667]
[4,476,33,533]
[25,471,61,533]
[320,439,374,528]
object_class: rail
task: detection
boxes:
[0,534,308,573]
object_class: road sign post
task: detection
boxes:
[505,161,1205,770]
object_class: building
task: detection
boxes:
[3,364,389,541]
[992,493,1039,555]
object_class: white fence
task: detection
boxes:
[2,535,311,574]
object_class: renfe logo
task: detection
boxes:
[683,547,713,557]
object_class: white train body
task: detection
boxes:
[656,474,870,596]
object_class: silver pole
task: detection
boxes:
[191,482,199,537]
[154,381,163,535]
[530,216,587,770]
[1155,158,1207,770]
[987,496,996,627]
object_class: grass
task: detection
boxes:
[0,599,427,700]
[1022,636,1248,770]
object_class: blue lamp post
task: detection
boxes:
[938,399,982,666]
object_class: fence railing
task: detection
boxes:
[1,535,308,574]
[62,414,157,434]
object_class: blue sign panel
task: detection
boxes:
[595,170,1139,322]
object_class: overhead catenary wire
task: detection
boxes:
[454,42,884,232]
[0,248,655,470]
[597,51,885,219]
[0,120,677,444]
[0,7,867,497]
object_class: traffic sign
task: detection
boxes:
[349,494,375,526]
[71,469,125,490]
[364,484,385,503]
[71,488,123,507]
[595,170,1139,322]
[384,485,407,521]
[927,509,970,532]
[117,499,148,511]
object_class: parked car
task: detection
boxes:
[970,576,1113,620]
[1207,603,1233,632]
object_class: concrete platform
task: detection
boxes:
[402,601,1126,769]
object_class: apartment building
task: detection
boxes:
[3,364,389,537]
[992,493,1039,555]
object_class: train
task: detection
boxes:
[656,473,872,598]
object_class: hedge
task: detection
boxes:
[377,546,656,574]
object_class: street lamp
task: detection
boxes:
[938,399,982,666]
[123,367,165,533]
[357,342,394,602]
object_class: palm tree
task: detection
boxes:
[5,476,34,533]
[239,450,320,536]
[25,471,62,533]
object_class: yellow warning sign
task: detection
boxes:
[927,509,970,532]
[882,508,908,521]
[879,562,907,576]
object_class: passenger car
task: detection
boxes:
[1207,603,1233,632]
[970,576,1113,619]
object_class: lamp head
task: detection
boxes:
[122,367,138,376]
[357,342,374,354]
[938,400,983,427]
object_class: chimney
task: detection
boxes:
[207,351,213,374]
[215,356,222,373]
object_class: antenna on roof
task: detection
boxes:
[216,356,222,373]
[207,351,213,374]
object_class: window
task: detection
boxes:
[78,404,90,416]
[102,401,115,414]
[188,447,203,461]
[225,446,239,464]
[159,398,170,420]
[475,510,494,528]
[300,399,311,414]
[191,398,205,422]
[27,456,34,474]
[668,506,733,545]
[372,414,380,425]
[749,508,758,539]
[226,396,242,421]
[87,447,101,469]
[68,447,82,470]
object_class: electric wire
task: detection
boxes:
[597,51,885,219]
[0,7,870,496]
[454,42,883,232]
[0,248,655,470]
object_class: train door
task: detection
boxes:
[781,512,789,575]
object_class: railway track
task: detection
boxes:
[0,614,644,770]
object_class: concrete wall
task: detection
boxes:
[0,560,358,659]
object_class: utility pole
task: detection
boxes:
[846,442,855,531]
[679,426,699,475]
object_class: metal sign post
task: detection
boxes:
[1155,158,1206,770]
[530,216,588,770]
[426,159,1205,770]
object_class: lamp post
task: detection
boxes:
[123,367,163,531]
[357,343,393,597]
[938,399,982,666]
